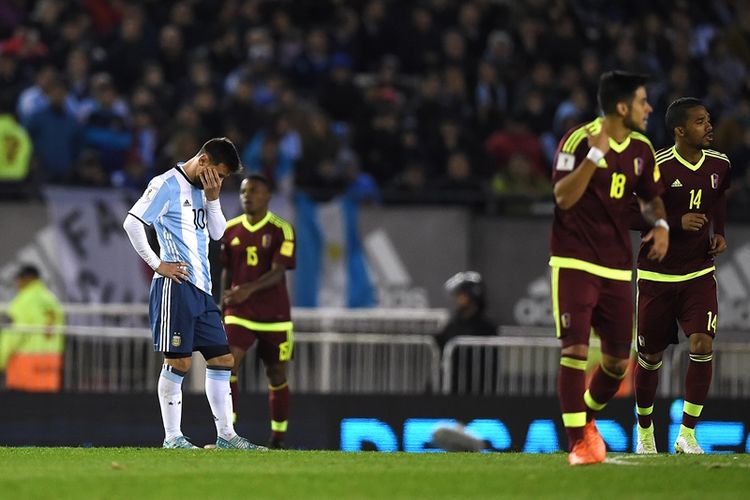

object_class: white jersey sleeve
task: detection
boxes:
[128,178,172,225]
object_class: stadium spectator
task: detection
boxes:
[25,76,81,183]
[0,0,748,215]
[81,74,132,179]
[0,107,32,193]
[0,265,65,393]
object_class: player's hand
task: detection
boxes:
[681,213,708,231]
[223,285,252,306]
[155,261,190,284]
[709,234,727,256]
[200,167,223,201]
[643,226,669,262]
[585,123,610,156]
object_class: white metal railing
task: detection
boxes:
[442,335,750,399]
[0,303,450,335]
[442,336,560,395]
[31,326,439,394]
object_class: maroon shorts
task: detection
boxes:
[636,273,717,354]
[552,267,633,358]
[225,323,294,364]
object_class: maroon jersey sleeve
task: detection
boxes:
[272,225,296,270]
[552,122,591,184]
[633,144,663,202]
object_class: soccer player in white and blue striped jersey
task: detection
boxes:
[123,138,264,450]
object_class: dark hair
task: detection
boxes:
[16,264,40,280]
[245,172,273,191]
[200,137,242,173]
[597,71,649,115]
[665,97,704,137]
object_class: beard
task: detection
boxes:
[623,112,644,132]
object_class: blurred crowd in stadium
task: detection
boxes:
[2,0,750,215]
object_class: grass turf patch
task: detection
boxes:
[0,448,748,499]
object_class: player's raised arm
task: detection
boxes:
[553,124,610,210]
[201,167,228,240]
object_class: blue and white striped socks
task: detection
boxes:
[206,366,236,440]
[158,365,185,441]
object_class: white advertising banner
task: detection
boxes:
[43,187,151,303]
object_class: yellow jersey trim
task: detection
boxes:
[241,212,272,233]
[226,215,244,229]
[704,149,730,164]
[549,256,632,281]
[551,267,562,338]
[636,266,715,283]
[224,315,293,332]
[269,214,294,240]
[561,119,601,154]
[655,146,674,161]
[608,135,631,153]
[673,147,706,171]
[629,131,656,155]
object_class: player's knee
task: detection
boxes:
[265,363,287,386]
[207,353,235,368]
[561,344,588,359]
[638,351,663,364]
[165,357,192,373]
[601,355,629,377]
[689,333,713,354]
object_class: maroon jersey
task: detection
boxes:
[221,211,295,323]
[636,147,730,278]
[550,118,663,277]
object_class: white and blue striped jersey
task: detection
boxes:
[128,165,214,294]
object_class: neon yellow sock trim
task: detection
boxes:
[562,412,586,428]
[683,401,703,418]
[560,357,587,371]
[271,420,288,432]
[269,382,289,391]
[584,389,607,411]
[688,353,713,363]
[637,356,662,371]
[636,405,654,416]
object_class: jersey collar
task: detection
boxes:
[242,211,272,232]
[672,146,705,171]
[175,163,201,187]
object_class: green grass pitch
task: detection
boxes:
[0,448,748,499]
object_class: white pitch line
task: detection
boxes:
[604,457,642,466]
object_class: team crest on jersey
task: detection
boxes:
[171,332,182,347]
[561,313,571,329]
[711,173,720,189]
[633,157,643,176]
[262,234,272,248]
